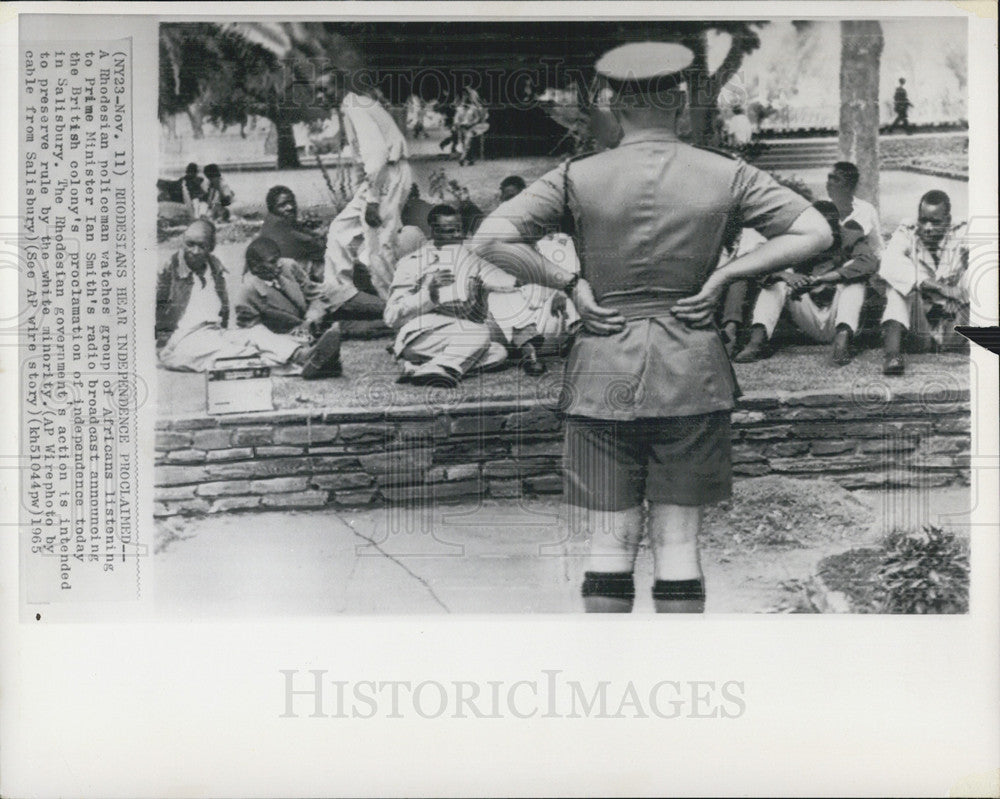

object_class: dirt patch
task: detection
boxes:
[704,475,875,554]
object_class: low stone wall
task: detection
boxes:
[153,388,971,517]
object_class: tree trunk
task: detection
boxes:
[839,21,883,210]
[274,117,301,169]
[186,102,205,140]
[683,31,715,145]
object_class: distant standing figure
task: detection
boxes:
[455,88,489,166]
[888,78,914,135]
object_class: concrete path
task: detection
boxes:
[153,487,971,617]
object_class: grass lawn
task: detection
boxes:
[156,338,970,417]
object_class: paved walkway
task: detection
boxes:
[153,487,971,617]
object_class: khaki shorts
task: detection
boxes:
[563,412,732,510]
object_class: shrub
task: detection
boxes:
[875,526,969,614]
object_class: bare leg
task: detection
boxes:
[581,506,644,613]
[647,502,706,613]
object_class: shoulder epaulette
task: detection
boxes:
[692,143,738,160]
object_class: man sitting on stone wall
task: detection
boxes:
[878,189,969,375]
[734,200,878,365]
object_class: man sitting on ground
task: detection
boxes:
[483,175,583,374]
[878,189,969,375]
[155,220,341,378]
[825,161,883,256]
[260,185,386,324]
[203,163,235,222]
[734,200,877,365]
[384,204,519,387]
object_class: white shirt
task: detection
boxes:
[842,196,883,256]
[173,271,223,339]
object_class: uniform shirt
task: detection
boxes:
[842,196,883,256]
[480,131,810,420]
[878,220,969,298]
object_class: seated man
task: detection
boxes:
[384,204,519,387]
[735,200,877,365]
[484,176,583,374]
[156,220,341,379]
[203,163,235,222]
[826,161,883,256]
[716,227,766,356]
[878,190,969,375]
[260,185,386,323]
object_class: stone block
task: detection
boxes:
[154,485,198,501]
[489,479,523,498]
[232,427,273,447]
[166,449,208,464]
[829,471,889,489]
[311,473,374,490]
[731,446,766,464]
[334,488,381,507]
[397,418,450,441]
[170,417,220,431]
[191,429,233,450]
[162,497,211,515]
[260,490,330,509]
[425,463,481,483]
[196,481,252,498]
[275,424,339,446]
[733,462,770,477]
[782,390,849,407]
[736,393,781,410]
[209,496,261,513]
[153,502,176,517]
[503,407,562,433]
[934,416,971,434]
[382,479,480,503]
[249,477,311,493]
[765,441,809,457]
[337,423,392,442]
[449,413,506,436]
[311,455,364,471]
[524,474,563,494]
[741,425,792,441]
[810,440,857,456]
[731,410,766,424]
[205,448,254,463]
[156,465,210,486]
[858,437,919,454]
[204,457,314,481]
[919,436,968,455]
[951,455,971,470]
[156,431,192,451]
[255,446,306,457]
[512,440,562,457]
[359,448,434,476]
[770,455,878,474]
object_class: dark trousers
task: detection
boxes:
[887,110,911,134]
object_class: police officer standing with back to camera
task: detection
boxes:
[470,42,832,613]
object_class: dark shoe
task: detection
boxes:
[410,367,459,388]
[733,341,766,363]
[832,329,853,366]
[883,353,905,376]
[520,344,547,376]
[300,327,342,379]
